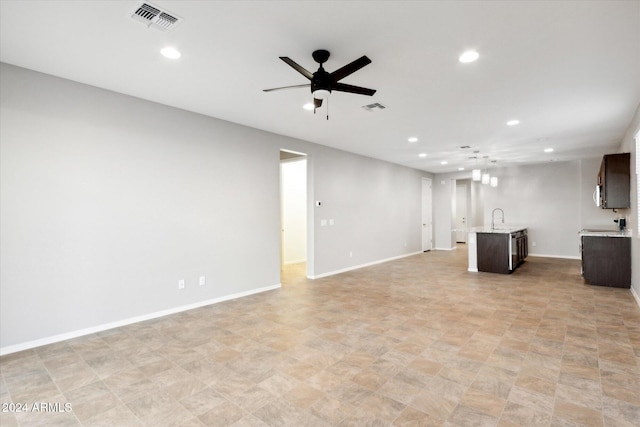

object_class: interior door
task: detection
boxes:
[422,178,432,251]
[456,185,467,243]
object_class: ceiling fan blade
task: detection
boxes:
[263,84,310,92]
[330,56,372,82]
[314,98,323,108]
[279,57,313,80]
[333,82,376,96]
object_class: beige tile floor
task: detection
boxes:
[1,248,639,426]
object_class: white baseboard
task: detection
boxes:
[0,283,281,356]
[631,286,640,308]
[310,251,423,279]
[434,247,456,251]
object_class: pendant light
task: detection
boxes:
[480,155,490,185]
[482,171,491,185]
[471,154,481,181]
[488,160,498,187]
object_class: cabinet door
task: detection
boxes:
[477,233,510,274]
[582,236,631,288]
[601,153,630,209]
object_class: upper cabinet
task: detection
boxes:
[598,153,630,209]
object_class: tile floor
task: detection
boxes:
[1,248,639,426]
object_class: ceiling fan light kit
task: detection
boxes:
[312,89,330,100]
[264,49,376,119]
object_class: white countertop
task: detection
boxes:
[469,226,527,234]
[580,229,632,238]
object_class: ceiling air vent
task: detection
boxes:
[130,2,182,32]
[362,102,386,112]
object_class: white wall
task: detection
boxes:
[484,162,582,257]
[280,158,307,264]
[470,180,485,228]
[433,177,456,249]
[0,63,432,352]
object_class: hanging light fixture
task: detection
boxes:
[488,160,498,187]
[471,154,481,181]
[482,171,491,185]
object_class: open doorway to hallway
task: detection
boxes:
[280,150,308,285]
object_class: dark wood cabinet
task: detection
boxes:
[598,153,630,209]
[477,230,528,274]
[513,230,528,268]
[477,233,510,274]
[581,236,631,288]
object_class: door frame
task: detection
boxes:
[422,177,433,252]
[279,149,312,279]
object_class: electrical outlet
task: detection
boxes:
[178,279,185,290]
[199,276,206,286]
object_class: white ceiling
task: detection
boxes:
[1,1,639,173]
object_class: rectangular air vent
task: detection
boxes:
[362,102,386,112]
[130,2,182,32]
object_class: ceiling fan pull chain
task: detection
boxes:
[327,98,329,121]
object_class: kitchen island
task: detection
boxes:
[468,227,528,274]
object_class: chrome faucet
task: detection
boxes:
[491,208,504,230]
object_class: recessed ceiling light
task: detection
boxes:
[544,148,554,153]
[507,119,520,126]
[303,103,314,111]
[459,50,479,63]
[408,137,418,143]
[458,167,465,171]
[441,161,448,165]
[160,47,181,59]
[418,153,427,158]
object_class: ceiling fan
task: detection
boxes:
[263,49,376,116]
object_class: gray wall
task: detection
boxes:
[0,63,431,352]
[310,149,426,274]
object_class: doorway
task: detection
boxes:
[422,178,433,251]
[280,150,308,284]
[455,184,467,243]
